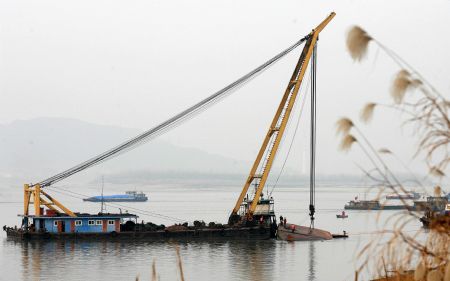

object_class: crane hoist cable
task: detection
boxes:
[36,35,310,188]
[309,43,317,228]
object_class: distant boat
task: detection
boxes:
[83,191,148,202]
[336,211,348,219]
[344,199,409,210]
[414,195,449,212]
[386,191,420,200]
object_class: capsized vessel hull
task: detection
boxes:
[277,223,333,241]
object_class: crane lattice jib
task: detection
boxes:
[229,12,335,221]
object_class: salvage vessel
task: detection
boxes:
[4,13,336,242]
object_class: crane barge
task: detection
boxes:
[4,12,335,241]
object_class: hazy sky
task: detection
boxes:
[1,0,449,176]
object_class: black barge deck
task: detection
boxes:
[5,225,274,241]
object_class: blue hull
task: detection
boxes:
[83,198,148,202]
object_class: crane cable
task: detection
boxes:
[309,43,318,228]
[36,35,310,188]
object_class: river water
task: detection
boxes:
[0,180,422,281]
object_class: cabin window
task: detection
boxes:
[88,220,95,226]
[53,221,59,226]
[108,220,115,225]
[75,220,82,226]
[95,220,102,225]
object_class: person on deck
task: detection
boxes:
[283,217,287,227]
[290,223,295,233]
[279,215,284,226]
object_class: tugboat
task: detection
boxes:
[83,191,148,202]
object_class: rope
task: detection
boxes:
[36,35,309,188]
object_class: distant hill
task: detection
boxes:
[0,117,248,183]
[0,118,403,187]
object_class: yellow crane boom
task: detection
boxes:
[229,12,335,224]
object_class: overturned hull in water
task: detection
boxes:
[277,223,333,241]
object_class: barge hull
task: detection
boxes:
[5,226,272,241]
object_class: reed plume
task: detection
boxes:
[175,246,185,281]
[151,259,157,281]
[378,148,392,154]
[390,70,422,104]
[444,263,450,281]
[360,103,377,123]
[336,117,354,136]
[340,134,357,152]
[347,26,373,61]
[430,167,445,178]
[433,186,442,197]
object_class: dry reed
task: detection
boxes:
[336,117,354,136]
[361,103,377,123]
[430,167,445,178]
[344,23,449,281]
[175,246,185,281]
[378,148,392,154]
[347,26,373,61]
[339,134,357,152]
[390,70,422,104]
[444,264,450,281]
[152,259,157,281]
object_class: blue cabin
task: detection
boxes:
[24,213,137,234]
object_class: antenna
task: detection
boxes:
[100,176,106,214]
